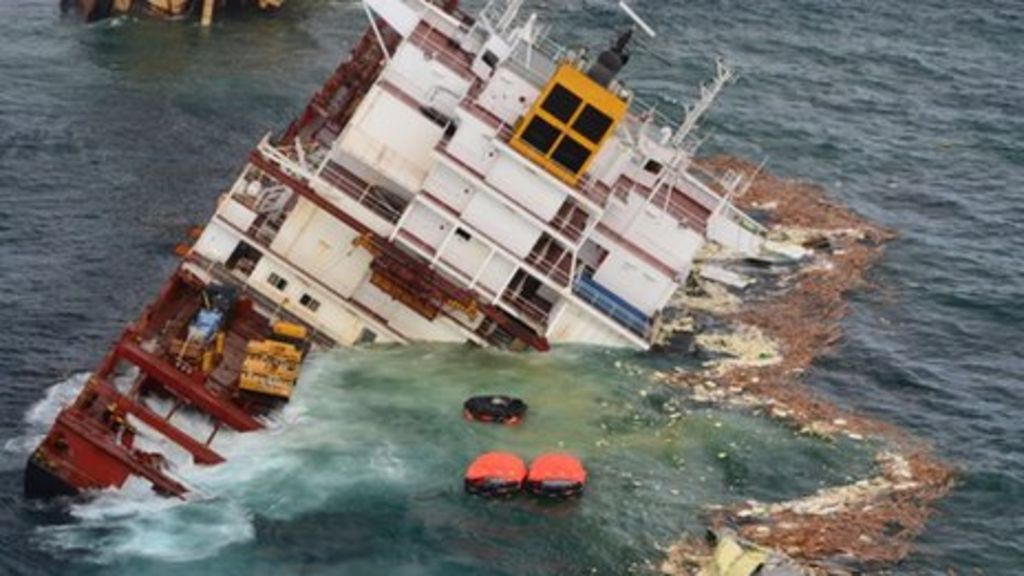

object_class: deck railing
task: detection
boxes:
[572,272,650,339]
[500,289,553,328]
[319,161,406,224]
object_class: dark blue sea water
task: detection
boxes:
[0,0,1021,574]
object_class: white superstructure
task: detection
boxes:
[187,0,767,352]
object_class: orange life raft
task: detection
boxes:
[464,452,528,496]
[526,453,587,498]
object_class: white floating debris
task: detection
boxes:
[763,240,811,261]
[699,264,754,289]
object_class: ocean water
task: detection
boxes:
[0,0,1021,574]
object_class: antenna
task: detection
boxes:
[671,58,736,147]
[618,1,657,38]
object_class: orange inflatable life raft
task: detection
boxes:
[526,453,587,498]
[464,452,527,497]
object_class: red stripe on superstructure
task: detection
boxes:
[407,21,476,81]
[595,223,679,279]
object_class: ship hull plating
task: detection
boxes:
[24,454,79,499]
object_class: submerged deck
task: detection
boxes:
[26,268,281,498]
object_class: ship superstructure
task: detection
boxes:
[26,0,767,498]
[191,0,766,352]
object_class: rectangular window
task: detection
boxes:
[267,272,288,291]
[540,84,582,123]
[643,159,664,175]
[572,105,613,143]
[521,116,561,154]
[551,136,591,174]
[299,293,321,313]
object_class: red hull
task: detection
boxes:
[25,270,272,498]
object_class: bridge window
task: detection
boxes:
[521,117,561,154]
[551,136,590,174]
[541,84,582,122]
[572,105,613,143]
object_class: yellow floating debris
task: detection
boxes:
[698,535,769,576]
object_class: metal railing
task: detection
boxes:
[549,201,589,242]
[500,289,552,327]
[435,133,591,247]
[613,178,709,233]
[319,161,407,224]
[525,241,572,287]
[572,272,651,339]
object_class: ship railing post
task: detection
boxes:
[361,1,393,63]
[431,226,459,267]
[470,247,497,289]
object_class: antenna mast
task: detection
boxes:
[618,1,657,38]
[672,59,735,147]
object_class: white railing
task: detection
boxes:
[501,290,552,326]
[320,161,406,224]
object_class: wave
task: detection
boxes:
[2,373,90,460]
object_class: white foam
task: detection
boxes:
[35,357,372,563]
[38,478,254,564]
[3,373,89,457]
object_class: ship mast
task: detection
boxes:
[672,59,736,147]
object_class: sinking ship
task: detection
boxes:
[26,0,768,499]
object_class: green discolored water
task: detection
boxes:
[37,347,874,575]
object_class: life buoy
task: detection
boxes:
[464,452,527,497]
[463,395,528,425]
[526,453,586,498]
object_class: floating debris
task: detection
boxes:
[657,157,953,573]
[695,324,781,372]
[700,265,755,290]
